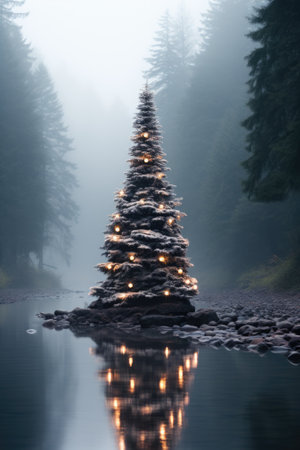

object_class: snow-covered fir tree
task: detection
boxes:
[90,86,198,306]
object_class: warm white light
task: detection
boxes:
[139,198,145,205]
[193,284,198,290]
[143,157,149,163]
[120,345,126,354]
[113,398,119,409]
[128,282,134,289]
[115,213,120,219]
[129,357,133,367]
[159,204,164,210]
[112,235,119,242]
[114,226,120,233]
[129,255,135,261]
[169,411,174,428]
[130,378,135,392]
[157,172,164,179]
[119,436,125,450]
[168,218,174,225]
[107,263,113,270]
[185,279,191,285]
[119,293,127,299]
[178,268,183,275]
[159,377,166,392]
[164,290,170,296]
[178,409,183,427]
[107,370,112,384]
[160,424,166,440]
[164,347,170,358]
[193,352,198,368]
[119,189,125,197]
[178,366,183,387]
[143,132,149,138]
[185,358,191,371]
[158,255,166,263]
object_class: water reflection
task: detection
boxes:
[87,329,198,450]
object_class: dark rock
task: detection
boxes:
[40,312,54,320]
[257,342,269,353]
[54,310,69,316]
[292,325,300,335]
[55,320,70,329]
[224,339,236,349]
[181,324,198,332]
[235,320,247,329]
[140,315,185,328]
[71,308,92,317]
[289,337,300,349]
[144,302,195,316]
[277,321,293,331]
[238,325,255,336]
[43,319,55,328]
[187,309,219,327]
[287,352,300,365]
[257,319,275,327]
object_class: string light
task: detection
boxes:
[193,284,198,290]
[129,254,135,261]
[185,358,191,371]
[107,370,112,384]
[114,225,120,233]
[115,213,120,219]
[178,268,183,275]
[168,218,174,225]
[143,157,149,163]
[130,378,135,393]
[164,290,170,296]
[120,345,126,354]
[158,255,166,263]
[164,347,170,358]
[193,352,198,368]
[112,235,119,242]
[106,263,113,270]
[128,357,133,367]
[159,377,166,392]
[128,282,134,289]
[157,172,164,179]
[119,293,127,299]
[159,203,164,210]
[139,198,145,205]
[118,189,125,197]
[185,279,191,285]
[143,132,149,138]
[113,398,119,409]
[169,411,174,428]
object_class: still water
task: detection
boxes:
[0,293,299,450]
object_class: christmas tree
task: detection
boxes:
[90,86,197,307]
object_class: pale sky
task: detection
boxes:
[22,0,210,111]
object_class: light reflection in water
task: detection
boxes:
[92,329,198,449]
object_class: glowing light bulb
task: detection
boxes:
[129,255,135,261]
[130,378,135,392]
[178,366,183,387]
[107,263,113,270]
[112,235,119,242]
[178,268,183,275]
[158,255,166,263]
[143,157,149,163]
[119,293,126,299]
[185,279,191,285]
[143,132,149,138]
[168,218,174,225]
[164,290,170,296]
[157,172,164,179]
[113,398,119,409]
[129,357,133,367]
[159,204,164,210]
[139,198,145,205]
[185,358,191,371]
[193,284,198,290]
[115,213,120,219]
[128,282,134,289]
[119,189,125,197]
[169,411,174,428]
[193,352,198,368]
[160,424,166,440]
[114,226,120,233]
[120,345,126,354]
[107,370,112,384]
[164,347,170,358]
[178,409,183,427]
[159,377,166,392]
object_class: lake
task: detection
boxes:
[0,292,299,450]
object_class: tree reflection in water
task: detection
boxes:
[88,329,198,450]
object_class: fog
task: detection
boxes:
[19,0,210,289]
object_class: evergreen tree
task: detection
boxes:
[242,0,300,201]
[34,64,78,266]
[90,87,197,305]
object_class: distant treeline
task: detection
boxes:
[146,0,300,289]
[0,1,77,286]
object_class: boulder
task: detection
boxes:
[287,352,300,365]
[140,315,185,328]
[292,325,300,335]
[289,337,300,349]
[186,309,219,327]
[277,321,293,331]
[42,319,55,328]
